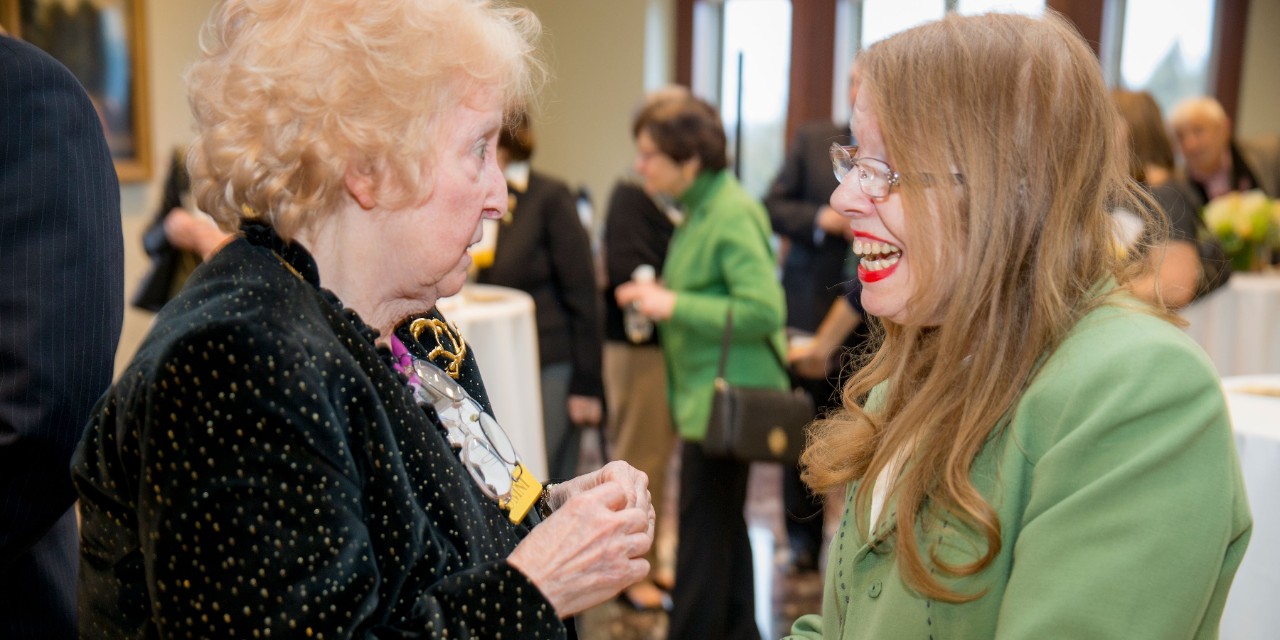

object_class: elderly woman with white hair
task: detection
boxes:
[72,1,653,637]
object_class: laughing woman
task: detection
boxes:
[789,12,1250,640]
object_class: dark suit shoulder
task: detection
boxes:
[0,35,84,93]
[512,171,577,228]
[526,169,574,195]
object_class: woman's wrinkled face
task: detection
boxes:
[385,88,507,303]
[633,129,697,198]
[830,87,939,326]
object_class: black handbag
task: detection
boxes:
[131,149,202,312]
[702,310,815,465]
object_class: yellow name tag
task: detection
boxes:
[502,462,543,525]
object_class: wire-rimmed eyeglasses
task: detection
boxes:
[392,336,524,503]
[830,143,964,198]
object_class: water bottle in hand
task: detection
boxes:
[625,265,656,344]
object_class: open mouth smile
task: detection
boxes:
[853,236,902,283]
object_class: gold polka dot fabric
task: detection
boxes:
[72,222,565,638]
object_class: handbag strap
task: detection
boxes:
[716,308,790,380]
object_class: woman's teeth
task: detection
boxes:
[853,239,902,272]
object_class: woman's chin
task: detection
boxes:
[861,295,907,326]
[435,268,470,301]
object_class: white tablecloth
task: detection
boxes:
[1181,273,1280,376]
[435,284,547,480]
[1219,375,1280,640]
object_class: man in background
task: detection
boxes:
[764,67,866,573]
[1170,96,1280,207]
[1,30,124,638]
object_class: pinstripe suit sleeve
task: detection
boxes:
[0,35,124,570]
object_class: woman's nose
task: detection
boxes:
[482,165,507,216]
[830,180,870,218]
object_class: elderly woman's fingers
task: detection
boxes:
[593,480,631,511]
[599,460,649,507]
[508,480,657,617]
[624,542,653,569]
[548,462,649,515]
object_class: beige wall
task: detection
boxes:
[115,0,218,374]
[120,0,218,219]
[513,0,669,229]
[1236,0,1280,138]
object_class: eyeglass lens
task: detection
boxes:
[410,359,521,501]
[830,143,892,198]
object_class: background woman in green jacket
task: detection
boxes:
[617,95,787,639]
[790,12,1250,639]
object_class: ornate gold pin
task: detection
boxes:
[409,317,468,379]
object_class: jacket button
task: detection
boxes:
[868,580,882,598]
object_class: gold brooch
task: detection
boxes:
[409,317,468,379]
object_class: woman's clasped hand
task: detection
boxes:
[509,461,656,617]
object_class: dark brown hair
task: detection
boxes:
[499,108,535,162]
[631,96,727,172]
[1112,89,1176,181]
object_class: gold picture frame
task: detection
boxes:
[1,0,152,182]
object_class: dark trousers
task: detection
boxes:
[0,509,78,639]
[785,375,837,563]
[668,442,760,640]
[540,362,580,480]
[784,464,824,561]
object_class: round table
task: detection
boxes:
[1219,375,1280,640]
[435,283,548,480]
[1181,272,1280,376]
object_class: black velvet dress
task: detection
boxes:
[73,222,566,638]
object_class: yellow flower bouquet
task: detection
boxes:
[1202,190,1280,271]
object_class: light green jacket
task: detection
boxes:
[659,170,788,441]
[789,299,1251,639]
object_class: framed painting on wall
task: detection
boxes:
[1,0,151,181]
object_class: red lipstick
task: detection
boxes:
[852,231,901,283]
[858,261,898,283]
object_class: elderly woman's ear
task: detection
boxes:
[344,162,378,210]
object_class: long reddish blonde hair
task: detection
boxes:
[801,11,1166,602]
